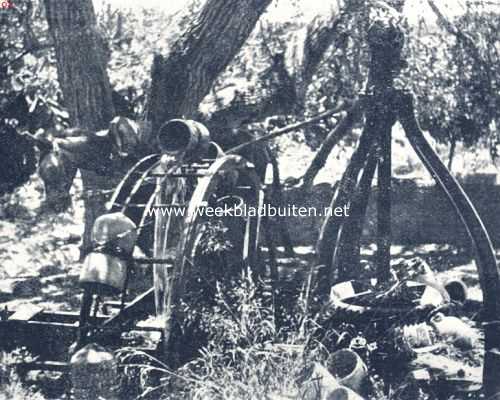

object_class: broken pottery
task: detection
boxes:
[443,278,468,303]
[299,363,341,400]
[299,363,365,400]
[430,313,478,349]
[327,349,368,393]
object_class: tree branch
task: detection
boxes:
[427,0,494,101]
[147,0,272,133]
[207,0,364,128]
[2,43,52,69]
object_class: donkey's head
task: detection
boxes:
[21,131,76,212]
[38,146,77,212]
[33,117,145,212]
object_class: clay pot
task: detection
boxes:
[91,212,138,253]
[327,349,368,393]
[38,152,66,184]
[79,212,138,294]
[402,323,436,350]
[443,278,468,303]
[430,313,478,349]
[79,253,128,295]
[327,386,365,400]
[299,363,341,400]
[71,343,120,400]
[108,116,140,157]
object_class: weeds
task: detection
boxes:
[0,349,44,400]
[118,268,324,399]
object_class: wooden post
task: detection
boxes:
[332,149,377,281]
[376,125,392,282]
[365,14,405,282]
[316,128,376,291]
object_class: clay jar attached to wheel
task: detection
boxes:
[157,119,210,161]
[79,212,138,295]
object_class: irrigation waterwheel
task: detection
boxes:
[77,153,163,346]
[77,151,277,357]
[155,154,272,361]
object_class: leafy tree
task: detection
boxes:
[0,0,65,130]
[403,1,499,169]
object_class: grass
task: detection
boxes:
[0,350,44,400]
[117,268,322,399]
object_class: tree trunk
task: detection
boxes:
[147,0,272,132]
[44,0,116,250]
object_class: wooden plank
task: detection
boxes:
[0,319,77,359]
[17,361,69,373]
[37,310,110,324]
[103,288,155,328]
[9,304,44,321]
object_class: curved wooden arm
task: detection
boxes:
[398,92,500,320]
[398,91,500,397]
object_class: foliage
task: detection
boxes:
[402,3,499,155]
[301,5,369,149]
[0,1,56,195]
[97,4,171,119]
[2,0,498,158]
[0,0,66,132]
[0,349,44,400]
[223,0,500,157]
[0,121,37,194]
[97,0,205,119]
[116,265,438,400]
[197,220,233,255]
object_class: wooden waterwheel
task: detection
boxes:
[77,122,278,363]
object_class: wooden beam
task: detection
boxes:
[103,287,155,328]
[376,127,392,283]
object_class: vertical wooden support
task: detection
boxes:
[365,15,404,284]
[376,127,392,283]
[268,153,295,258]
[332,149,377,281]
[316,128,376,292]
